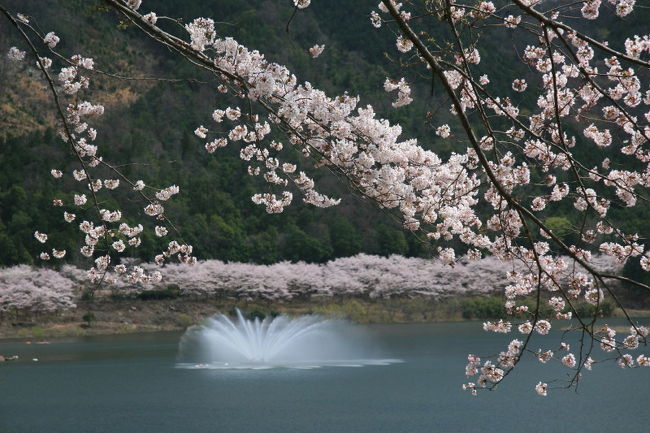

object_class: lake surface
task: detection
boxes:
[1,320,649,433]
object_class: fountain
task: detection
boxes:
[176,309,399,369]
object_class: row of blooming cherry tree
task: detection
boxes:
[1,0,648,393]
[0,252,622,308]
[0,254,522,310]
[0,265,77,314]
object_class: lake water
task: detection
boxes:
[1,320,649,433]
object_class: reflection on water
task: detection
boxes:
[0,331,181,364]
[176,358,402,370]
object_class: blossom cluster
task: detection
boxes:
[180,17,483,245]
[371,0,650,394]
[6,12,195,287]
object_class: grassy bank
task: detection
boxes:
[0,295,635,340]
[0,297,464,340]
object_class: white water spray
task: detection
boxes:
[177,309,399,369]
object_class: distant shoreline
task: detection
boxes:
[0,297,469,340]
[0,254,643,340]
[1,295,644,341]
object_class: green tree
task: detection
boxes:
[281,224,332,263]
[329,217,361,257]
[376,224,409,256]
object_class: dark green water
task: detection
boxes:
[1,320,648,433]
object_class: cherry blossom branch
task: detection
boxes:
[512,0,650,69]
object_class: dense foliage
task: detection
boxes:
[2,0,646,269]
[0,0,438,267]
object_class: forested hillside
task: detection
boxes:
[0,0,647,278]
